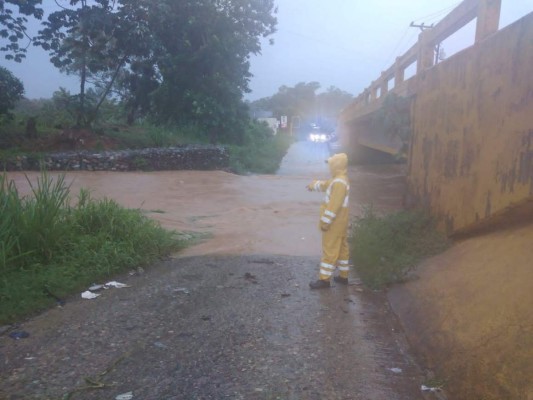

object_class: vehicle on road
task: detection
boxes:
[308,125,332,143]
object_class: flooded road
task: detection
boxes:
[6,141,406,257]
[1,142,430,400]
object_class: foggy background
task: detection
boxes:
[1,0,531,101]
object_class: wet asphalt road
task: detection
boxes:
[0,255,426,400]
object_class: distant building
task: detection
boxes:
[257,117,279,135]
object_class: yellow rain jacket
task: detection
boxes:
[307,153,351,280]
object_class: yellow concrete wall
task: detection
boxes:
[407,12,533,234]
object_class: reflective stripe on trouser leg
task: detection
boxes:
[319,229,343,281]
[337,235,350,279]
[319,262,335,279]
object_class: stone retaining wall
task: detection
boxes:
[1,145,229,172]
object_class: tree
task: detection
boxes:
[35,0,278,142]
[0,66,24,117]
[0,0,43,62]
[252,83,354,130]
[316,86,354,120]
[35,1,149,127]
[131,0,277,143]
[252,82,321,122]
[36,1,118,127]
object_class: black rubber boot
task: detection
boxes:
[333,276,349,285]
[309,279,331,289]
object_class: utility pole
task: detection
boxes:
[409,22,445,65]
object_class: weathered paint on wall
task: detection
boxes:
[407,12,533,234]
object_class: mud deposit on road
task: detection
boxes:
[0,255,425,400]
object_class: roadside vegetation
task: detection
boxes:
[350,207,450,289]
[0,98,293,175]
[0,172,184,324]
[228,122,294,174]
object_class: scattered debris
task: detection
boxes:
[389,367,403,374]
[81,291,101,300]
[105,281,131,289]
[201,315,211,321]
[116,392,134,400]
[174,287,190,295]
[9,331,30,340]
[129,267,145,276]
[421,385,442,392]
[244,272,258,284]
[82,281,131,299]
[63,353,128,399]
[281,293,291,298]
[153,342,167,349]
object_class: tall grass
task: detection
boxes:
[107,123,208,149]
[350,207,450,289]
[229,123,294,174]
[0,173,182,324]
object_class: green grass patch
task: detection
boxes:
[228,123,294,174]
[0,173,184,324]
[106,123,208,149]
[350,207,450,290]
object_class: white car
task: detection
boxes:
[309,132,329,143]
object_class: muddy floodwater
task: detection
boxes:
[7,141,406,258]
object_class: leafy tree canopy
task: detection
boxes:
[33,0,277,142]
[0,66,24,116]
[251,83,353,127]
[135,0,277,143]
[0,0,43,62]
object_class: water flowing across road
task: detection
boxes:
[7,141,406,258]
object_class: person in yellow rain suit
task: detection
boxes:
[306,152,350,289]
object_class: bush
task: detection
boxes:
[350,207,449,289]
[228,121,293,174]
[0,173,182,324]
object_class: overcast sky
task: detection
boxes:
[1,0,531,101]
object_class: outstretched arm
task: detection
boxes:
[306,180,328,192]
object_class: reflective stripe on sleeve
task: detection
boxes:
[321,216,332,224]
[314,181,322,191]
[324,210,336,218]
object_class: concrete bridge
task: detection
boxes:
[338,0,533,235]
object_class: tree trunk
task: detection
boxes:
[90,55,128,126]
[25,117,37,138]
[77,52,87,128]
